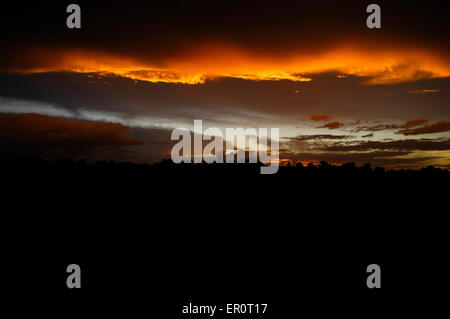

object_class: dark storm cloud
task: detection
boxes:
[317,122,344,129]
[354,119,429,132]
[397,121,450,135]
[309,114,333,122]
[287,135,353,141]
[404,119,429,127]
[1,72,449,123]
[354,124,400,132]
[0,113,143,158]
[351,119,450,137]
[322,139,450,152]
[1,1,449,63]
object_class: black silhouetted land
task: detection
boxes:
[2,157,448,198]
[3,156,448,316]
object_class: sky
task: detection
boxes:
[1,0,449,168]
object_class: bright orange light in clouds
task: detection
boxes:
[9,43,450,85]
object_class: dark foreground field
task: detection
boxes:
[2,158,448,317]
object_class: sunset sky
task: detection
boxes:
[1,0,449,168]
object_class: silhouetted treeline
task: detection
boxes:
[2,157,448,177]
[1,157,448,198]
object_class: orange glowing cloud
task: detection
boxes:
[408,89,440,95]
[7,43,450,85]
